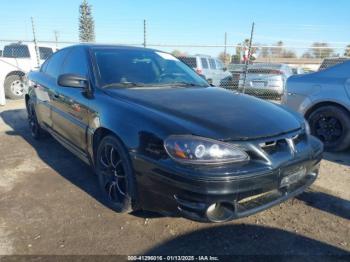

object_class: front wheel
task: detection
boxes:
[95,135,136,213]
[308,105,350,152]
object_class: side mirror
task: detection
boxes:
[58,74,88,89]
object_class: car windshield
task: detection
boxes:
[93,48,209,88]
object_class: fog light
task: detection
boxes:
[206,202,235,222]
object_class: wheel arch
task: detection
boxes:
[305,101,350,119]
[91,127,126,163]
[5,70,26,79]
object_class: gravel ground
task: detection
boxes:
[0,100,349,257]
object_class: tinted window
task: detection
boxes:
[201,58,209,69]
[39,47,53,60]
[3,45,30,58]
[209,59,216,69]
[177,57,197,68]
[61,47,89,77]
[93,49,208,88]
[45,48,70,79]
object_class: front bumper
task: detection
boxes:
[131,135,323,222]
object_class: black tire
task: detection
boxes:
[95,135,136,213]
[27,100,43,140]
[4,74,25,100]
[308,105,350,152]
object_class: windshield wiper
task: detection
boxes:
[154,82,207,87]
[102,82,146,89]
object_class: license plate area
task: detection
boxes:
[280,166,307,188]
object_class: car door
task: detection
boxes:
[50,47,91,151]
[208,58,218,85]
[199,57,210,80]
[33,48,70,128]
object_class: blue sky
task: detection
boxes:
[1,0,350,55]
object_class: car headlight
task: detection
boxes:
[164,135,249,165]
[303,119,311,135]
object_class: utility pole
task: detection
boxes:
[143,19,147,48]
[53,30,59,49]
[31,17,40,67]
[242,22,255,94]
[224,32,227,65]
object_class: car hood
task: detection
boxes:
[105,87,302,140]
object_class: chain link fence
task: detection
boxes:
[0,37,348,104]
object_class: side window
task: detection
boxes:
[40,58,50,73]
[61,47,89,77]
[216,60,223,70]
[45,49,70,79]
[209,58,216,69]
[201,58,209,69]
[39,47,54,60]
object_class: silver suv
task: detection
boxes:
[282,60,350,152]
[178,55,232,86]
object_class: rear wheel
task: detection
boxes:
[95,135,136,213]
[27,100,43,140]
[5,75,26,100]
[308,105,350,152]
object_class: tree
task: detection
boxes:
[218,52,231,64]
[344,44,350,57]
[310,42,334,59]
[171,50,187,57]
[79,0,95,42]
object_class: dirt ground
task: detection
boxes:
[0,100,349,257]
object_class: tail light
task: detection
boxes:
[270,70,283,75]
[196,68,203,75]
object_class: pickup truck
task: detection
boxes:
[0,42,55,100]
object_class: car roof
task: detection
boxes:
[68,43,161,53]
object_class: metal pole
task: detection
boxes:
[31,17,40,67]
[54,30,59,49]
[224,32,227,65]
[242,22,255,94]
[143,19,147,48]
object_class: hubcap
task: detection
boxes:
[99,144,127,204]
[315,115,343,144]
[10,80,24,96]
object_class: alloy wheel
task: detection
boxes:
[98,143,127,205]
[315,115,343,144]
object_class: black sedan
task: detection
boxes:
[26,44,323,222]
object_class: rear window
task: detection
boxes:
[39,47,53,60]
[201,58,209,69]
[178,57,197,68]
[319,58,349,71]
[3,45,30,58]
[248,68,283,74]
[209,59,216,69]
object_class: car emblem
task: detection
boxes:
[285,138,297,156]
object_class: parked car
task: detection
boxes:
[177,54,232,86]
[318,57,350,71]
[220,63,246,89]
[238,63,294,99]
[292,67,305,75]
[0,42,55,99]
[283,60,350,152]
[26,44,323,222]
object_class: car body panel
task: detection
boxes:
[283,61,350,115]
